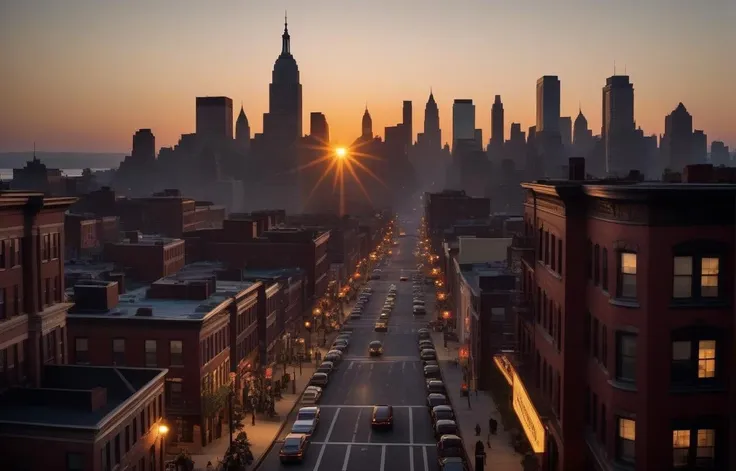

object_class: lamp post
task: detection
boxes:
[228,371,236,450]
[158,424,169,471]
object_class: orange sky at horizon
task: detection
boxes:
[1,0,734,154]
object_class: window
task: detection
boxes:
[672,428,716,468]
[112,338,125,365]
[601,325,608,369]
[125,425,130,452]
[600,404,607,444]
[616,418,636,462]
[671,338,718,384]
[557,238,563,275]
[168,380,183,406]
[615,333,636,383]
[618,252,637,298]
[144,340,157,367]
[66,452,84,471]
[592,317,599,359]
[170,340,183,366]
[594,244,600,285]
[601,248,608,291]
[550,234,556,270]
[75,338,89,364]
[587,240,592,279]
[673,430,690,467]
[114,433,121,464]
[673,255,721,300]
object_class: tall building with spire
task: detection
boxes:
[491,95,504,145]
[235,105,250,151]
[402,101,413,149]
[263,15,303,146]
[573,108,593,157]
[418,90,441,150]
[362,106,373,139]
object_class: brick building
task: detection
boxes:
[72,187,225,238]
[66,264,270,451]
[0,191,167,471]
[104,232,186,282]
[424,189,491,255]
[184,213,330,302]
[498,165,735,470]
[65,213,120,259]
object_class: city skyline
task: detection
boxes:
[1,0,734,153]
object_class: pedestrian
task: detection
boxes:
[490,417,498,435]
[206,461,214,471]
[475,423,481,436]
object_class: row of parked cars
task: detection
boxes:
[303,329,353,398]
[412,273,427,316]
[350,286,373,320]
[417,328,468,471]
[374,283,396,332]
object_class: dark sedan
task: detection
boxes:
[371,405,394,429]
[427,393,448,409]
[279,433,309,463]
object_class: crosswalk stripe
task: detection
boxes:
[343,355,419,362]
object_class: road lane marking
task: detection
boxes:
[409,407,414,444]
[422,445,429,471]
[341,444,352,471]
[370,363,374,370]
[347,361,354,370]
[314,405,426,408]
[312,441,435,446]
[313,444,327,471]
[380,445,386,471]
[325,408,341,442]
[352,408,362,442]
[409,447,414,471]
[402,361,406,372]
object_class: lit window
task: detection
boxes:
[673,256,693,298]
[700,258,719,297]
[698,340,716,378]
[672,430,690,468]
[617,418,636,462]
[619,253,637,298]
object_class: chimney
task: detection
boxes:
[73,281,119,311]
[89,387,108,411]
[107,272,126,294]
[568,157,585,181]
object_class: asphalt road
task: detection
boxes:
[258,221,440,471]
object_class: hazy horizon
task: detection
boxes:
[1,0,734,153]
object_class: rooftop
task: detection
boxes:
[114,234,182,246]
[64,260,116,279]
[240,267,304,280]
[0,365,166,429]
[460,260,512,295]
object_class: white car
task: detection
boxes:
[301,389,321,404]
[291,419,317,436]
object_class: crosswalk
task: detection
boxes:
[342,355,419,362]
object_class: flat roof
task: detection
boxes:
[0,365,166,429]
[460,261,510,295]
[241,267,304,279]
[65,260,116,278]
[113,234,182,246]
[73,280,255,320]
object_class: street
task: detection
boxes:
[258,218,441,471]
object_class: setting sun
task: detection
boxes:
[335,147,347,159]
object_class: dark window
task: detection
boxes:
[550,234,556,270]
[170,340,183,366]
[616,333,637,383]
[587,239,593,279]
[557,238,563,275]
[75,338,89,364]
[618,252,637,298]
[125,425,130,452]
[144,340,157,367]
[584,312,591,353]
[112,338,125,365]
[114,433,120,464]
[544,231,549,264]
[601,325,608,369]
[673,255,721,300]
[601,248,608,291]
[617,418,636,462]
[601,404,607,444]
[594,244,600,285]
[133,418,138,443]
[168,380,184,406]
[671,338,718,385]
[592,317,599,359]
[66,453,84,471]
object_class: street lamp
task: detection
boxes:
[228,371,236,450]
[158,424,169,471]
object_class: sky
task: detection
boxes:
[1,0,734,154]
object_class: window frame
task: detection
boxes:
[112,338,125,366]
[617,251,637,299]
[144,340,157,367]
[616,417,636,463]
[671,422,718,469]
[169,340,184,366]
[615,332,637,384]
[75,337,90,365]
[670,327,721,387]
[672,253,724,302]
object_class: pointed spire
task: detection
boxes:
[281,11,290,55]
[33,141,37,161]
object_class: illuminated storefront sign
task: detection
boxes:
[493,354,514,386]
[512,371,546,453]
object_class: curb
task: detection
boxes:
[250,329,343,471]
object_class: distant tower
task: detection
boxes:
[663,103,693,171]
[132,129,156,163]
[310,112,330,143]
[559,117,572,150]
[423,90,441,150]
[452,99,475,150]
[573,108,593,157]
[196,97,234,141]
[362,106,373,139]
[264,15,303,143]
[235,105,250,150]
[602,75,636,175]
[491,95,504,144]
[402,101,413,148]
[536,76,560,135]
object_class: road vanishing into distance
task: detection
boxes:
[259,213,441,471]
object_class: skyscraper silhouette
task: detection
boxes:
[663,103,693,172]
[602,75,636,175]
[491,95,504,145]
[452,99,475,151]
[263,16,303,146]
[362,106,373,139]
[421,90,441,150]
[195,97,234,141]
[310,112,329,143]
[235,105,250,150]
[403,100,413,149]
[535,76,562,176]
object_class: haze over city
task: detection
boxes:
[1,0,734,152]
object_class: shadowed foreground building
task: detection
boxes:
[500,161,735,470]
[0,191,167,471]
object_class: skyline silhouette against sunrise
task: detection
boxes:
[0,0,734,153]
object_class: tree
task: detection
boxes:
[174,450,195,471]
[221,431,253,470]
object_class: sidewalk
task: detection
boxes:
[189,306,352,469]
[432,332,522,471]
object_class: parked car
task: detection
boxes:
[434,419,458,439]
[309,372,329,387]
[436,434,464,460]
[317,361,334,375]
[291,419,316,437]
[431,405,455,424]
[279,433,309,463]
[426,393,448,409]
